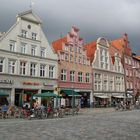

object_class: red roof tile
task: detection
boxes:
[83,41,96,63]
[52,37,67,52]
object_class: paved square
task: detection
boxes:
[0,109,140,140]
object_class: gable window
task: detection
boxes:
[78,72,83,82]
[70,71,75,82]
[21,43,26,54]
[40,47,45,57]
[49,65,54,78]
[61,69,67,81]
[21,30,27,38]
[9,41,16,52]
[20,61,26,75]
[8,60,16,74]
[30,63,36,76]
[40,64,45,77]
[0,58,4,72]
[32,32,37,40]
[31,45,36,56]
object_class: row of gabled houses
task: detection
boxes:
[0,10,140,107]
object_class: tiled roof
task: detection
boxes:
[83,41,96,63]
[111,38,132,56]
[135,56,140,60]
[52,37,67,52]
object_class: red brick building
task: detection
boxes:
[112,33,140,102]
[52,27,92,107]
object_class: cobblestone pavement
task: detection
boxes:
[0,109,140,140]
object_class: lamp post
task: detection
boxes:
[71,85,75,116]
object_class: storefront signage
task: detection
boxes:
[0,79,13,84]
[43,83,53,86]
[23,82,39,86]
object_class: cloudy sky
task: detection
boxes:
[0,0,140,54]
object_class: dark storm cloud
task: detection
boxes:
[0,0,140,54]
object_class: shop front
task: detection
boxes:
[60,89,80,108]
[94,93,110,108]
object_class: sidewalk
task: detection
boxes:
[79,107,115,115]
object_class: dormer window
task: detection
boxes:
[21,30,27,38]
[32,32,37,40]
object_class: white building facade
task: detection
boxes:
[0,10,58,106]
[85,37,125,106]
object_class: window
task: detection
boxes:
[74,56,77,63]
[83,57,86,64]
[94,81,101,91]
[20,61,26,75]
[65,46,69,51]
[126,69,128,76]
[40,47,46,57]
[30,63,36,76]
[86,73,90,83]
[65,54,69,61]
[109,81,113,91]
[0,58,4,72]
[103,80,108,91]
[31,45,36,56]
[40,64,45,77]
[94,73,101,80]
[70,46,73,52]
[61,69,67,81]
[70,71,75,82]
[49,66,54,78]
[78,72,83,82]
[9,41,16,52]
[21,43,26,54]
[70,55,73,62]
[8,60,16,74]
[21,30,27,38]
[32,32,37,40]
[78,57,81,63]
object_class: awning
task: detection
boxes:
[112,96,124,98]
[33,92,58,98]
[61,89,80,96]
[95,95,109,99]
[0,92,9,97]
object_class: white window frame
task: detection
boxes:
[61,69,67,81]
[0,58,4,73]
[21,42,26,54]
[49,65,54,78]
[70,71,75,82]
[40,47,46,58]
[85,73,90,83]
[21,30,27,38]
[30,63,36,76]
[31,45,36,56]
[20,61,26,75]
[78,72,83,82]
[40,64,45,77]
[32,32,37,40]
[9,41,16,52]
[8,60,16,74]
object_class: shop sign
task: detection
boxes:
[43,83,53,86]
[23,82,39,86]
[0,79,13,84]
